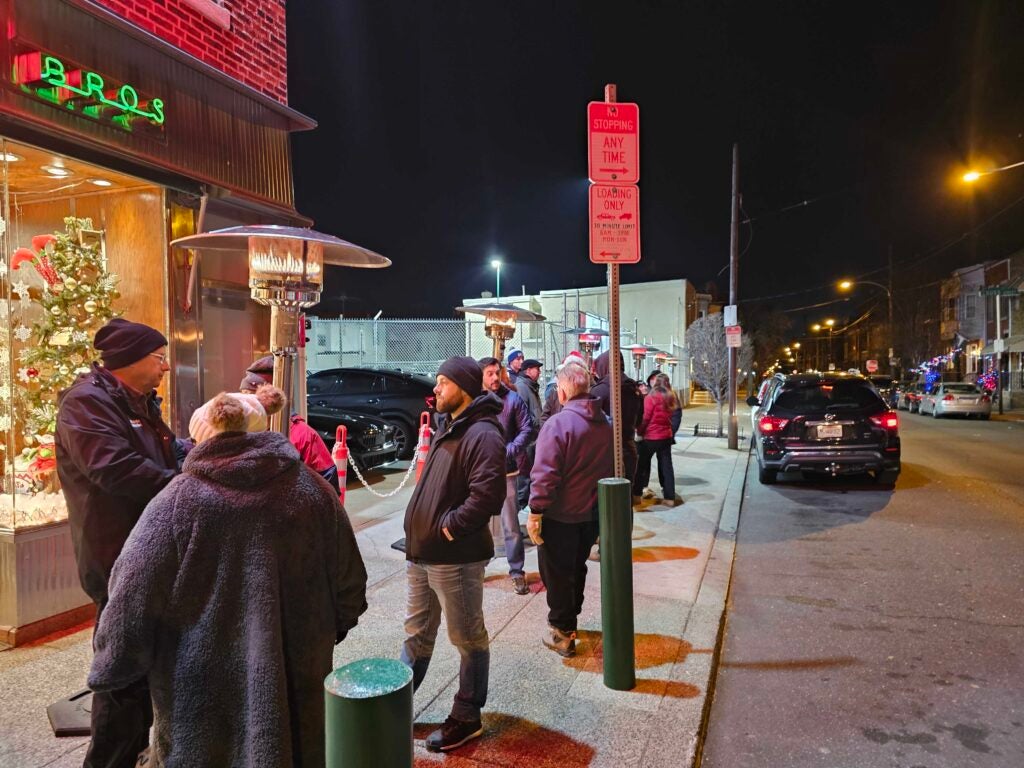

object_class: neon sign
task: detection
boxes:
[12,51,165,131]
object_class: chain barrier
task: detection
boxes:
[345,449,419,498]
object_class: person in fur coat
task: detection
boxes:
[89,392,368,767]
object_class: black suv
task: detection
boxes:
[305,411,398,472]
[307,368,436,459]
[747,373,900,486]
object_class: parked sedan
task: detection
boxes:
[918,382,991,419]
[307,367,436,458]
[898,382,923,412]
[747,373,900,485]
[305,408,398,471]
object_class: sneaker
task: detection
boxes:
[425,716,483,752]
[642,487,656,499]
[666,497,684,507]
[511,574,529,595]
[542,625,577,657]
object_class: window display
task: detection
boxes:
[0,140,165,530]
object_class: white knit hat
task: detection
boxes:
[189,386,285,443]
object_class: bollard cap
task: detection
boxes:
[324,658,413,699]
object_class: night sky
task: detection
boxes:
[285,1,1024,322]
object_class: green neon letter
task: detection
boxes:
[84,70,105,99]
[118,83,139,111]
[150,98,165,125]
[41,55,65,85]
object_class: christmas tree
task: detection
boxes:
[11,216,120,439]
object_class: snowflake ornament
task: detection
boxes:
[16,367,31,383]
[11,280,29,297]
[13,324,32,342]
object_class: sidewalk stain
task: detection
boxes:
[632,545,700,562]
[720,656,860,671]
[413,713,597,767]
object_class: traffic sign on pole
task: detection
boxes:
[589,184,640,264]
[588,101,639,183]
[866,359,878,373]
[725,325,742,348]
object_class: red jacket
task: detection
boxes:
[289,415,334,472]
[638,391,675,441]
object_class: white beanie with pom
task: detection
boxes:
[189,386,284,443]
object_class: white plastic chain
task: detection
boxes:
[345,449,419,498]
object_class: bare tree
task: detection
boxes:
[686,313,753,435]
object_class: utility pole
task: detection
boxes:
[727,143,739,450]
[888,245,895,377]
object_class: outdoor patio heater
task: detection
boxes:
[562,327,609,367]
[455,302,546,367]
[172,225,390,435]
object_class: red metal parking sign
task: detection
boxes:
[589,184,640,264]
[588,101,639,183]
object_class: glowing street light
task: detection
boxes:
[961,159,1024,184]
[490,258,502,301]
[838,278,894,368]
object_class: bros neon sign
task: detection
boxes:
[12,51,165,131]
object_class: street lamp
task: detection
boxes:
[838,278,894,371]
[490,258,502,302]
[961,159,1024,183]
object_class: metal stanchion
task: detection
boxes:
[325,658,413,768]
[598,477,635,690]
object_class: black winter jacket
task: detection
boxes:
[403,392,506,564]
[591,351,643,452]
[55,364,178,603]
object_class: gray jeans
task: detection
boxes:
[400,560,489,722]
[501,475,525,576]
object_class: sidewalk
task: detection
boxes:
[0,428,748,768]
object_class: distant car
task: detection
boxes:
[748,372,900,485]
[307,368,436,459]
[918,382,991,419]
[867,374,898,407]
[305,409,398,471]
[896,382,923,412]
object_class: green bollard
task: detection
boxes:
[598,477,636,690]
[324,657,414,768]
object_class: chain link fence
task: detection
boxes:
[308,318,576,377]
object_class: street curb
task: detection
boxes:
[684,445,749,768]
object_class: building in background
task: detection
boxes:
[0,0,313,644]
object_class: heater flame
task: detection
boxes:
[249,250,322,279]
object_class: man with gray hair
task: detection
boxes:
[526,361,613,657]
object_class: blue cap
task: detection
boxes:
[507,350,524,364]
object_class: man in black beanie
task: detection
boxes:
[55,318,179,768]
[400,356,505,752]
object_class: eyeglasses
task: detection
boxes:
[149,353,169,364]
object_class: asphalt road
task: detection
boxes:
[702,412,1024,767]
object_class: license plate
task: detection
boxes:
[817,424,842,439]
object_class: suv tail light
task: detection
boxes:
[425,395,437,410]
[942,394,955,401]
[981,394,991,402]
[758,415,789,434]
[870,413,899,430]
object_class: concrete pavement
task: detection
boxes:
[0,407,748,768]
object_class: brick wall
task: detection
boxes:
[93,0,288,103]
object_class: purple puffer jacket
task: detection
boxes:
[496,384,535,474]
[529,395,613,524]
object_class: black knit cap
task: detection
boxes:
[437,355,483,399]
[93,318,167,370]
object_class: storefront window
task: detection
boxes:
[1,140,165,530]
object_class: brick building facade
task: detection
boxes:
[92,0,288,103]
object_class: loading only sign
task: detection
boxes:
[589,184,640,264]
[588,101,639,183]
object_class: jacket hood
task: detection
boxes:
[593,350,625,381]
[562,394,608,423]
[183,430,300,488]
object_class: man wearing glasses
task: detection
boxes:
[56,318,180,768]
